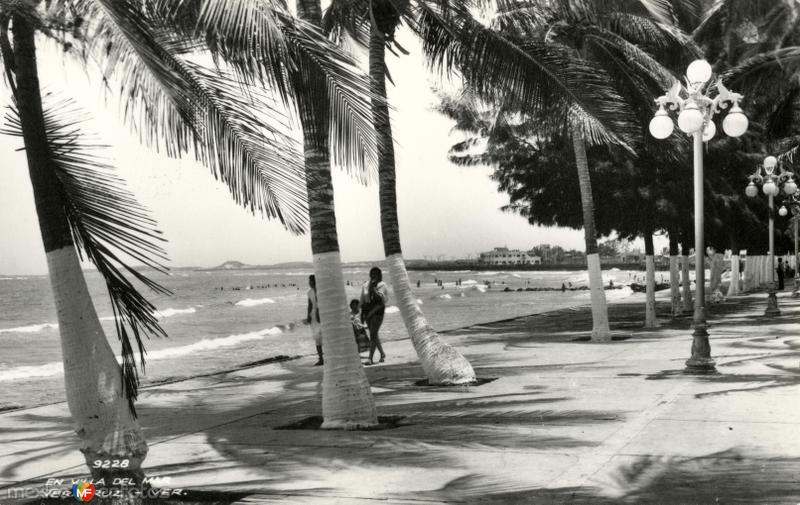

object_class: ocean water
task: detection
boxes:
[0,267,656,410]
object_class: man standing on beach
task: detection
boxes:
[306,275,323,366]
[777,258,785,290]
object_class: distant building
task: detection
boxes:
[479,247,542,265]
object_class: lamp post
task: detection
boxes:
[745,156,796,315]
[649,59,748,373]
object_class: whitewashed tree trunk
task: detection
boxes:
[669,255,682,316]
[587,253,610,341]
[369,28,476,385]
[645,255,658,328]
[386,254,475,384]
[571,132,610,342]
[12,14,147,481]
[317,252,378,429]
[681,254,693,313]
[708,253,722,299]
[49,247,148,478]
[743,256,755,291]
[727,254,740,296]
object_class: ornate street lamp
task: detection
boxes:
[650,59,748,373]
[746,156,797,315]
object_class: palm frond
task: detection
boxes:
[2,96,170,411]
[725,47,800,97]
[69,0,309,233]
[583,25,675,90]
[413,0,638,149]
[153,0,380,182]
[281,10,379,181]
[323,0,371,46]
[153,0,292,100]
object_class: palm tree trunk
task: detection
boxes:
[708,252,723,300]
[369,23,475,385]
[728,234,740,296]
[571,130,610,341]
[11,14,147,481]
[296,0,377,428]
[668,232,682,317]
[644,231,657,328]
[680,228,693,312]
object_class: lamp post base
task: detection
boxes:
[685,318,716,373]
[765,290,781,316]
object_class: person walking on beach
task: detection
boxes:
[777,258,785,290]
[305,275,323,366]
[361,267,388,365]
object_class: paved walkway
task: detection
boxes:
[1,291,800,504]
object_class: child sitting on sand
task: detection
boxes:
[350,299,371,353]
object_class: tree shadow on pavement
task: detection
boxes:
[425,448,800,504]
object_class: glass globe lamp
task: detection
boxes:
[702,120,716,142]
[678,102,704,134]
[779,206,789,217]
[745,182,758,197]
[722,104,748,137]
[686,59,713,84]
[763,180,778,196]
[649,106,674,139]
[784,178,797,195]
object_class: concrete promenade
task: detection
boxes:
[1,291,799,504]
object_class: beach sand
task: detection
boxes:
[1,291,799,504]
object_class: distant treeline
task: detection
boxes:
[405,261,669,272]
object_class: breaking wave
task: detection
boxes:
[235,298,276,307]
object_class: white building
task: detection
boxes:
[479,247,542,265]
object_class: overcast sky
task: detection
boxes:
[0,28,596,275]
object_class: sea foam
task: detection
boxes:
[0,362,62,382]
[385,306,400,314]
[144,327,283,360]
[0,326,287,382]
[0,323,58,334]
[235,298,276,307]
[155,307,197,318]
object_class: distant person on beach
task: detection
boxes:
[361,267,388,365]
[561,283,566,292]
[416,280,421,288]
[349,299,371,353]
[777,258,785,290]
[305,275,323,366]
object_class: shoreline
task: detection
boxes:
[0,295,609,415]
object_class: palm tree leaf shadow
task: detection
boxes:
[420,449,800,504]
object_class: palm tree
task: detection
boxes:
[3,7,166,482]
[0,0,384,477]
[293,0,378,428]
[418,0,685,341]
[323,0,477,384]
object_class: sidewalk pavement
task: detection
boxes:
[1,291,800,504]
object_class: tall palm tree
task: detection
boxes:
[293,0,378,428]
[0,0,384,478]
[99,0,382,428]
[324,0,477,384]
